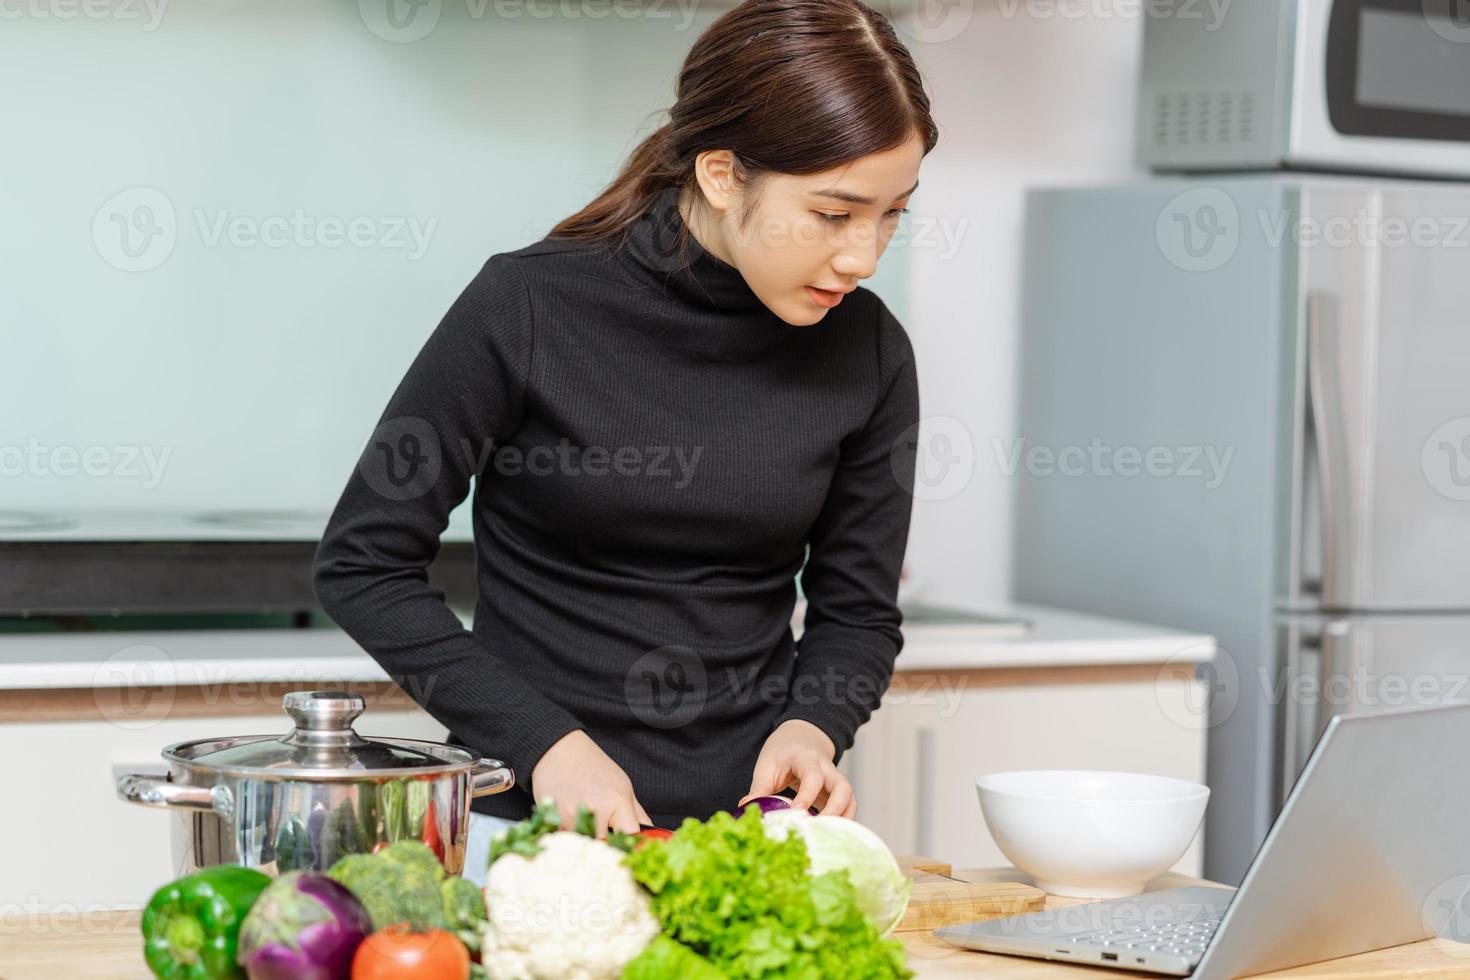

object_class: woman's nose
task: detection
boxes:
[833,253,875,282]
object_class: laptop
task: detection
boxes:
[935,703,1470,979]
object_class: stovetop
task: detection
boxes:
[0,509,473,542]
[0,508,476,615]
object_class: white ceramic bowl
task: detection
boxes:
[975,770,1210,898]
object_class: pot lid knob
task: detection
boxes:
[282,690,366,734]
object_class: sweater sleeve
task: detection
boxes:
[312,254,585,791]
[774,296,920,760]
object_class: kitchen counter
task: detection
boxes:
[4,868,1463,978]
[0,604,1216,907]
[0,602,1213,690]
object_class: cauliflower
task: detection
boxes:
[481,831,660,980]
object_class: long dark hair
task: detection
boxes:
[547,0,938,257]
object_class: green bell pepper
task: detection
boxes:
[141,865,272,979]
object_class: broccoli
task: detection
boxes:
[327,842,448,931]
[376,839,446,881]
[442,874,488,932]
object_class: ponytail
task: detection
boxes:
[548,121,686,243]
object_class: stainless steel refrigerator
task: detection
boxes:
[1013,174,1470,885]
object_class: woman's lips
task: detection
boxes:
[805,285,847,308]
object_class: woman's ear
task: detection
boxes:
[691,150,741,216]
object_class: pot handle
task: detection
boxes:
[117,773,226,813]
[469,759,514,798]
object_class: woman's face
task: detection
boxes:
[682,134,924,326]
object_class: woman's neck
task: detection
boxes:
[676,184,739,270]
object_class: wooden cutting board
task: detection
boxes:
[893,853,1047,933]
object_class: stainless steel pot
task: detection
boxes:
[116,689,513,877]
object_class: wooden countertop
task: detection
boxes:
[4,869,1466,979]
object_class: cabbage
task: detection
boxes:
[761,812,911,936]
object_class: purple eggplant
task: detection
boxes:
[738,795,819,816]
[237,871,371,980]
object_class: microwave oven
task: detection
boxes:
[1138,0,1470,179]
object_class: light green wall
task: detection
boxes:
[1,1,910,520]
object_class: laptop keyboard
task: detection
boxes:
[1064,913,1223,959]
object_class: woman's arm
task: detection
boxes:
[743,296,920,816]
[312,254,584,793]
[777,296,920,759]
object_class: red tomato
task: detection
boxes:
[351,926,470,980]
[634,827,674,849]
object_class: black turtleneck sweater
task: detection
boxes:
[313,185,920,827]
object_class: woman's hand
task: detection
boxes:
[739,719,857,818]
[530,730,653,838]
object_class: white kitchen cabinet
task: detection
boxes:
[839,663,1210,876]
[1,698,446,910]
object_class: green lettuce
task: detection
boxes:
[623,808,912,979]
[621,935,729,979]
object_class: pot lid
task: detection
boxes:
[171,690,469,775]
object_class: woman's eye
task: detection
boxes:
[816,208,909,224]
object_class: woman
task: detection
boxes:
[313,0,936,884]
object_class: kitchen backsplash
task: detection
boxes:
[1,0,910,522]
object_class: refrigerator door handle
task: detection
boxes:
[1278,623,1320,806]
[1317,619,1356,745]
[1281,618,1355,805]
[1304,291,1365,609]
